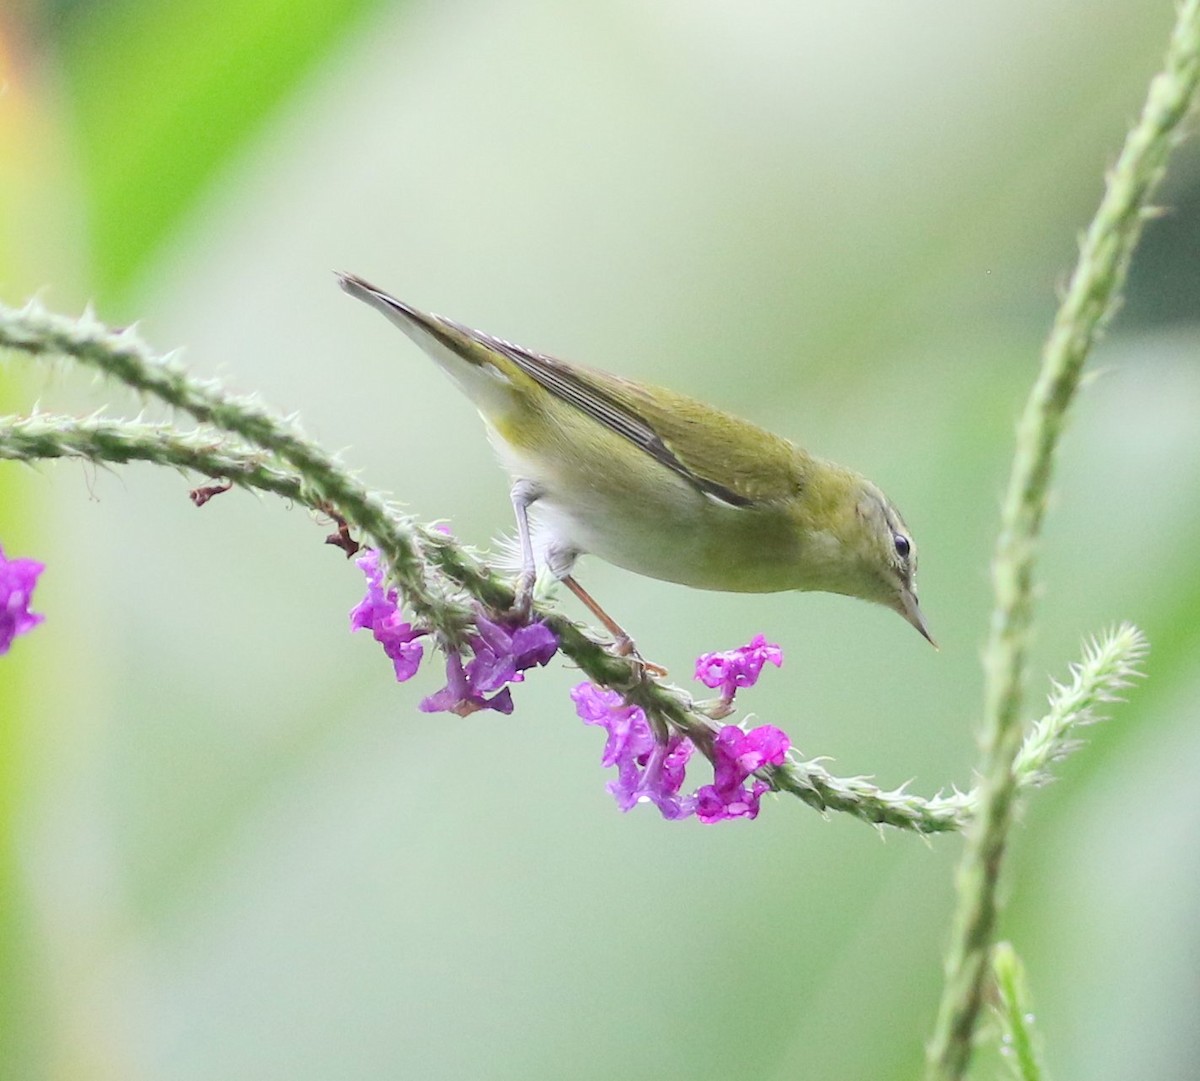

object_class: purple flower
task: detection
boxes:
[629,736,695,820]
[694,724,790,823]
[1,545,44,655]
[573,681,792,823]
[421,649,514,717]
[694,633,783,700]
[349,549,425,681]
[373,615,425,682]
[421,609,558,717]
[349,549,396,631]
[572,683,695,819]
[466,612,558,692]
[572,683,650,769]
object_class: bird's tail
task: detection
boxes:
[336,271,524,415]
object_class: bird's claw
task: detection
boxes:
[506,571,536,623]
[614,634,668,678]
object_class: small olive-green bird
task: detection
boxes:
[337,272,934,648]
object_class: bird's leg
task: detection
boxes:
[562,576,667,677]
[509,479,542,621]
[561,575,627,642]
[510,481,665,677]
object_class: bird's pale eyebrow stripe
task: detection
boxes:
[447,320,756,508]
[881,505,909,545]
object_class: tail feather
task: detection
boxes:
[335,271,465,356]
[336,271,520,414]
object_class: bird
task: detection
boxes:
[337,272,934,652]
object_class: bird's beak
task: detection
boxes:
[898,586,938,649]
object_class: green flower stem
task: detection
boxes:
[0,410,1147,836]
[0,413,309,503]
[1013,624,1147,789]
[0,302,452,631]
[924,4,1200,1078]
[991,943,1048,1081]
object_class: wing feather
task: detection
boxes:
[439,320,809,507]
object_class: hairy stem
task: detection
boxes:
[924,4,1200,1077]
[0,305,450,629]
[0,409,1147,836]
[1013,623,1147,788]
[0,413,309,502]
[991,943,1047,1081]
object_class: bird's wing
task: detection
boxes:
[477,331,810,507]
[336,273,810,506]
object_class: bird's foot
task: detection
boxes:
[613,634,668,678]
[505,569,537,624]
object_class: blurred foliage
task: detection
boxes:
[1123,140,1200,328]
[2,1,1199,1079]
[54,0,385,305]
[2,0,386,1075]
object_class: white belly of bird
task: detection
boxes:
[487,422,806,592]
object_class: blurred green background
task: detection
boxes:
[2,1,1199,1078]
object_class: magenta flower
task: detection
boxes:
[571,683,695,819]
[420,649,514,716]
[466,612,558,692]
[349,549,425,681]
[349,549,397,632]
[353,546,558,712]
[694,633,783,700]
[421,614,558,717]
[574,662,790,823]
[1,544,45,655]
[694,724,790,823]
[572,683,650,772]
[373,616,426,682]
[628,736,695,820]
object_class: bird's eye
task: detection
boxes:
[893,533,911,559]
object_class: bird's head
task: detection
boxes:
[827,479,935,647]
[849,484,931,643]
